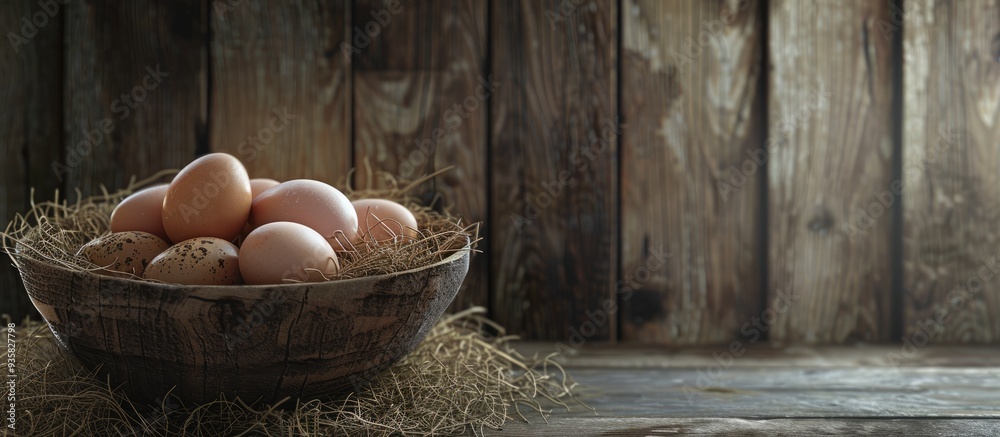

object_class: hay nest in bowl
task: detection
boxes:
[2,169,479,282]
[3,308,585,436]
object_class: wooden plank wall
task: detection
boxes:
[620,0,764,344]
[4,0,1000,345]
[351,0,489,312]
[903,0,1000,343]
[64,0,207,197]
[767,0,894,343]
[491,0,618,341]
[1,0,63,321]
[210,0,352,183]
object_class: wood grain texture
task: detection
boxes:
[351,0,489,312]
[535,367,1000,419]
[500,345,1000,433]
[64,0,206,197]
[350,0,484,71]
[903,0,1000,343]
[491,0,617,341]
[768,0,894,343]
[490,418,1000,436]
[620,0,764,344]
[0,0,62,320]
[513,342,1000,368]
[210,0,351,183]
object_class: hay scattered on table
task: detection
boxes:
[5,307,586,436]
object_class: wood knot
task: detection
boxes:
[807,208,834,234]
[992,34,1000,63]
[624,289,663,325]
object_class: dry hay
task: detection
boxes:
[2,308,585,436]
[0,168,587,435]
[1,168,479,283]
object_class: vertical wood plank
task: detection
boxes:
[210,0,351,183]
[491,0,617,341]
[65,0,207,197]
[620,0,765,344]
[0,0,63,320]
[352,0,489,312]
[903,0,1000,342]
[768,0,894,342]
[351,0,484,71]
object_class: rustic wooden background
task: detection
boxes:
[3,0,999,345]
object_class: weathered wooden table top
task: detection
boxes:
[488,344,1000,436]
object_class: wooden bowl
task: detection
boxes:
[15,239,470,405]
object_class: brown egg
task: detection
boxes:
[239,178,282,244]
[143,237,242,285]
[250,179,359,250]
[110,185,170,242]
[162,153,252,243]
[250,178,280,198]
[353,199,419,243]
[240,222,339,285]
[78,231,170,277]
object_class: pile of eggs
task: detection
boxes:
[78,153,419,286]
